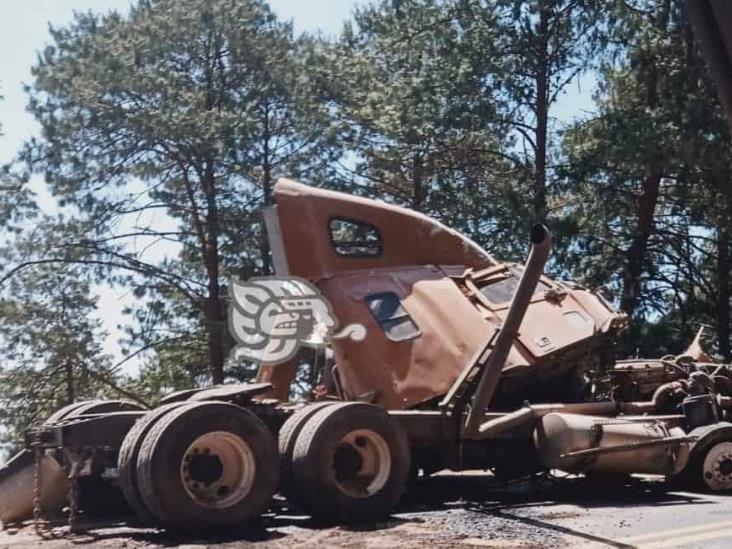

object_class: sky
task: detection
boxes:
[0,0,362,165]
[0,0,596,374]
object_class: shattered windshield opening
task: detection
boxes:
[480,268,549,304]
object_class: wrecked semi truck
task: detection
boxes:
[3,178,732,531]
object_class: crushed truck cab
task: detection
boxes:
[7,179,732,532]
[266,178,626,410]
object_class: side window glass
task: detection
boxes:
[329,218,382,257]
[365,292,420,342]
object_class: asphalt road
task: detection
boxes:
[2,473,732,548]
[388,473,732,548]
[425,475,732,548]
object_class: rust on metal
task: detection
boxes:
[269,178,626,410]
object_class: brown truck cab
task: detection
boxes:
[265,178,626,410]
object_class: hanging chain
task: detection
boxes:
[67,465,80,533]
[32,445,46,537]
[31,445,60,539]
[31,443,88,538]
[64,450,85,534]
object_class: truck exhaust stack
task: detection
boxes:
[465,224,552,437]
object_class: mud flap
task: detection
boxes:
[0,450,69,526]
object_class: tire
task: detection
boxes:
[44,400,102,424]
[676,423,732,492]
[136,402,279,530]
[118,402,188,523]
[67,399,145,416]
[45,399,145,423]
[291,402,410,522]
[46,400,147,514]
[278,402,336,500]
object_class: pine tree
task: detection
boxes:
[562,0,732,357]
[20,0,336,383]
[0,252,125,452]
[326,0,525,255]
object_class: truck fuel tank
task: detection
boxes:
[534,413,690,476]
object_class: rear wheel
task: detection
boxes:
[46,399,145,423]
[44,400,104,424]
[278,402,335,502]
[118,402,188,522]
[291,402,410,522]
[50,400,147,514]
[136,402,278,530]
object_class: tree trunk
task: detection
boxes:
[198,43,226,384]
[203,161,225,384]
[204,294,225,385]
[533,0,550,223]
[620,166,662,315]
[620,2,668,317]
[412,153,423,211]
[260,103,273,275]
[717,225,731,360]
[65,359,74,405]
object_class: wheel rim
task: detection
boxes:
[333,428,391,498]
[702,441,732,491]
[180,431,256,508]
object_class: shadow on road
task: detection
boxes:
[30,516,286,547]
[18,473,713,547]
[388,473,712,548]
[398,472,707,514]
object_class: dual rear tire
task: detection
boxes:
[281,402,410,522]
[117,400,410,529]
[118,401,278,530]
